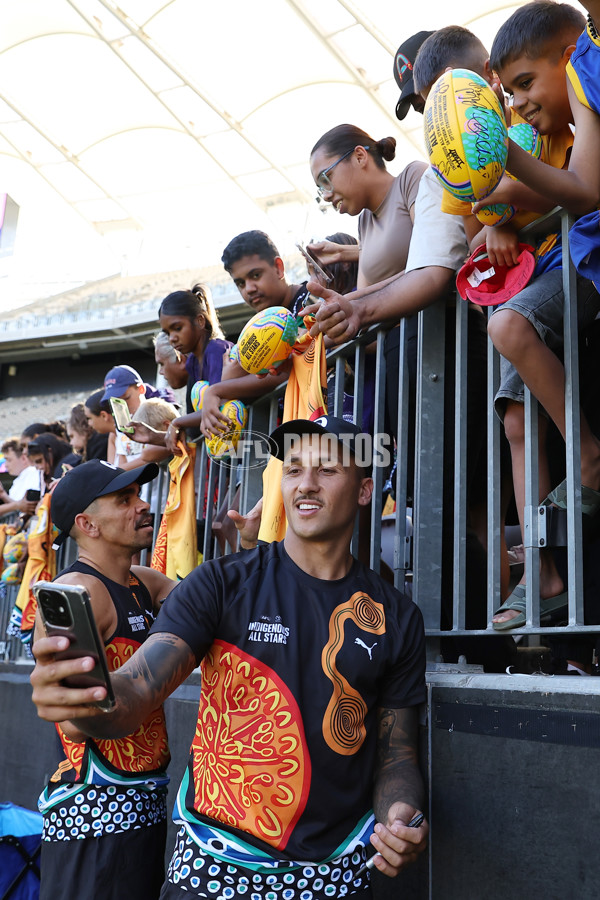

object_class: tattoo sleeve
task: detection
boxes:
[72,632,197,740]
[373,706,425,823]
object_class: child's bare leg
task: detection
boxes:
[492,400,564,625]
[489,308,600,490]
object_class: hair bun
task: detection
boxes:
[377,137,396,162]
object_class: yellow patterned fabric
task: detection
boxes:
[258,333,327,543]
[13,493,56,642]
[151,442,198,580]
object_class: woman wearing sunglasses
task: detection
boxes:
[308,124,426,289]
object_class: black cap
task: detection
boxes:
[268,416,372,473]
[51,459,159,546]
[393,31,435,120]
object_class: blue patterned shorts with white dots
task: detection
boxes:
[160,827,372,899]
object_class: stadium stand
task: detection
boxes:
[0,254,307,442]
[0,392,90,441]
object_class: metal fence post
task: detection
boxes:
[413,300,446,632]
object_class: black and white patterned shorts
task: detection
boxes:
[42,785,167,841]
[162,827,371,899]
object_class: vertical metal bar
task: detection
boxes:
[394,320,410,592]
[151,465,167,555]
[241,403,270,516]
[214,459,228,559]
[268,395,280,433]
[350,342,366,557]
[561,211,584,623]
[202,459,218,562]
[196,441,209,561]
[453,296,468,629]
[196,441,207,521]
[225,465,239,555]
[413,301,446,629]
[523,388,540,626]
[352,342,365,428]
[369,329,387,573]
[333,356,345,417]
[486,311,502,625]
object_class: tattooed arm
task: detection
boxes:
[366,706,429,877]
[30,632,197,739]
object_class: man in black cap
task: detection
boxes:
[31,419,428,899]
[393,31,434,120]
[35,459,176,900]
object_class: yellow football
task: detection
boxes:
[424,68,508,203]
[236,307,299,375]
[474,122,543,226]
[206,400,248,460]
[190,380,209,412]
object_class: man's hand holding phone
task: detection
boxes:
[31,633,112,723]
[32,582,115,718]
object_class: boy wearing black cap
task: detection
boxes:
[36,460,176,900]
[31,419,428,899]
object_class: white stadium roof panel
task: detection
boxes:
[0,0,586,311]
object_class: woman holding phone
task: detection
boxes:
[308,124,426,288]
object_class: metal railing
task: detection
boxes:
[193,207,598,648]
[2,211,597,663]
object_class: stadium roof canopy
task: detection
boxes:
[0,0,575,313]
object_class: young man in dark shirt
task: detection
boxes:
[31,417,428,899]
[198,230,310,438]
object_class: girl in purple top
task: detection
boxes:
[158,284,232,448]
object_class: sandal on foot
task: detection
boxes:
[543,479,600,518]
[493,584,527,631]
[493,585,568,631]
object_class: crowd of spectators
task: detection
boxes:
[4,5,600,900]
[2,1,599,672]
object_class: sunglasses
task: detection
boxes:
[315,146,370,198]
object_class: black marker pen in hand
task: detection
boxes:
[355,812,425,878]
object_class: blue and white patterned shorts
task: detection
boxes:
[160,827,372,899]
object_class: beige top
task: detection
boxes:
[358,161,427,286]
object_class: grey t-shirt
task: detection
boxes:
[358,161,426,285]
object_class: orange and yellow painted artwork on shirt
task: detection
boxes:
[193,640,311,851]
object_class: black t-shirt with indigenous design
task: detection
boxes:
[151,541,425,874]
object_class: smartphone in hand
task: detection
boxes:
[110,397,135,435]
[33,581,115,711]
[295,242,333,284]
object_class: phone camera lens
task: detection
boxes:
[39,591,73,628]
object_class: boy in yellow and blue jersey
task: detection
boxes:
[481,1,600,629]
